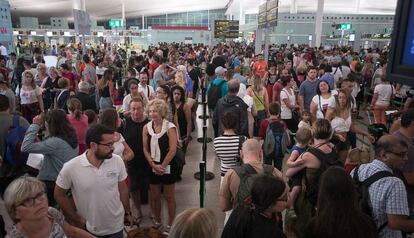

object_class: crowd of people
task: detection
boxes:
[0,40,413,238]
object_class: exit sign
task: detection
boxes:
[339,23,352,30]
[109,19,123,28]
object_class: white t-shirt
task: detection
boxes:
[0,45,7,56]
[237,83,247,99]
[374,84,394,106]
[122,94,133,112]
[55,152,127,236]
[243,95,254,113]
[312,94,336,119]
[280,88,296,119]
[113,133,125,158]
[20,86,42,104]
[138,84,154,99]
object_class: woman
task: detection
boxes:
[169,208,217,238]
[213,111,247,183]
[35,63,48,87]
[99,108,134,161]
[175,65,193,99]
[222,174,288,238]
[307,167,377,238]
[97,68,114,111]
[40,65,58,110]
[286,119,340,238]
[155,85,173,122]
[170,85,192,153]
[21,110,78,206]
[326,90,374,163]
[4,176,94,238]
[247,75,269,137]
[371,75,394,125]
[143,99,178,235]
[280,75,300,133]
[66,98,89,154]
[13,57,25,90]
[310,80,336,120]
[20,70,45,123]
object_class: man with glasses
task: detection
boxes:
[55,124,133,238]
[351,135,414,237]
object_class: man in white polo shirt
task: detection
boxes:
[54,124,133,238]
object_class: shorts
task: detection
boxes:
[289,170,304,188]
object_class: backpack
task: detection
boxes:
[353,165,394,232]
[263,121,289,159]
[233,163,274,207]
[304,145,341,206]
[4,115,29,167]
[207,80,226,109]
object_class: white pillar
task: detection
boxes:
[255,28,264,55]
[122,2,125,27]
[72,0,85,10]
[314,0,324,47]
[142,15,145,30]
[290,0,298,14]
[239,4,245,25]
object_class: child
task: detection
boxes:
[298,110,312,130]
[55,77,71,111]
[286,127,313,207]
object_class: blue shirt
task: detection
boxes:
[206,77,228,97]
[233,73,248,85]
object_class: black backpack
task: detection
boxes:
[353,165,395,232]
[305,146,341,206]
[233,163,274,207]
[207,80,226,110]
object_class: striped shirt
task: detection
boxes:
[214,135,246,176]
[351,159,409,238]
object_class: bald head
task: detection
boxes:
[375,135,407,157]
[228,79,240,94]
[241,139,261,159]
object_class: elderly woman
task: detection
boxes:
[20,70,45,123]
[143,99,178,235]
[169,208,217,238]
[4,176,93,237]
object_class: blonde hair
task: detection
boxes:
[146,98,168,119]
[4,176,46,222]
[252,75,263,92]
[22,70,36,88]
[36,63,47,70]
[295,127,312,145]
[58,77,69,89]
[175,71,186,90]
[169,208,217,238]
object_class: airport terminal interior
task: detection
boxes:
[0,0,414,237]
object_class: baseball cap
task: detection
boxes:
[215,66,227,75]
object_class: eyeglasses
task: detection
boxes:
[17,191,46,207]
[386,150,408,158]
[97,142,115,148]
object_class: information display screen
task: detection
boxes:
[214,20,239,38]
[402,1,414,65]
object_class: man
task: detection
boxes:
[122,98,150,223]
[0,95,29,194]
[219,139,283,222]
[393,109,414,212]
[252,54,268,79]
[233,66,247,85]
[0,43,7,57]
[186,58,202,99]
[153,57,170,87]
[137,70,154,100]
[298,66,319,112]
[0,56,8,84]
[206,66,229,100]
[6,53,16,82]
[351,135,414,237]
[74,81,98,113]
[0,75,15,113]
[79,55,97,85]
[55,125,133,238]
[213,79,248,137]
[123,68,138,94]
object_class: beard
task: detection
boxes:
[95,150,113,160]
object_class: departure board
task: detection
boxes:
[214,20,239,38]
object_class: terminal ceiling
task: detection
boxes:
[9,0,397,21]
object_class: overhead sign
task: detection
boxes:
[214,20,239,38]
[336,23,352,30]
[109,19,123,28]
[258,0,279,29]
[73,9,91,35]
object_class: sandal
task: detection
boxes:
[162,225,171,236]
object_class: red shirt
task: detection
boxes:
[258,118,287,139]
[272,82,283,103]
[62,71,78,92]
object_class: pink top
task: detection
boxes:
[67,114,88,145]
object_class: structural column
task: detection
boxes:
[314,0,324,47]
[73,0,86,11]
